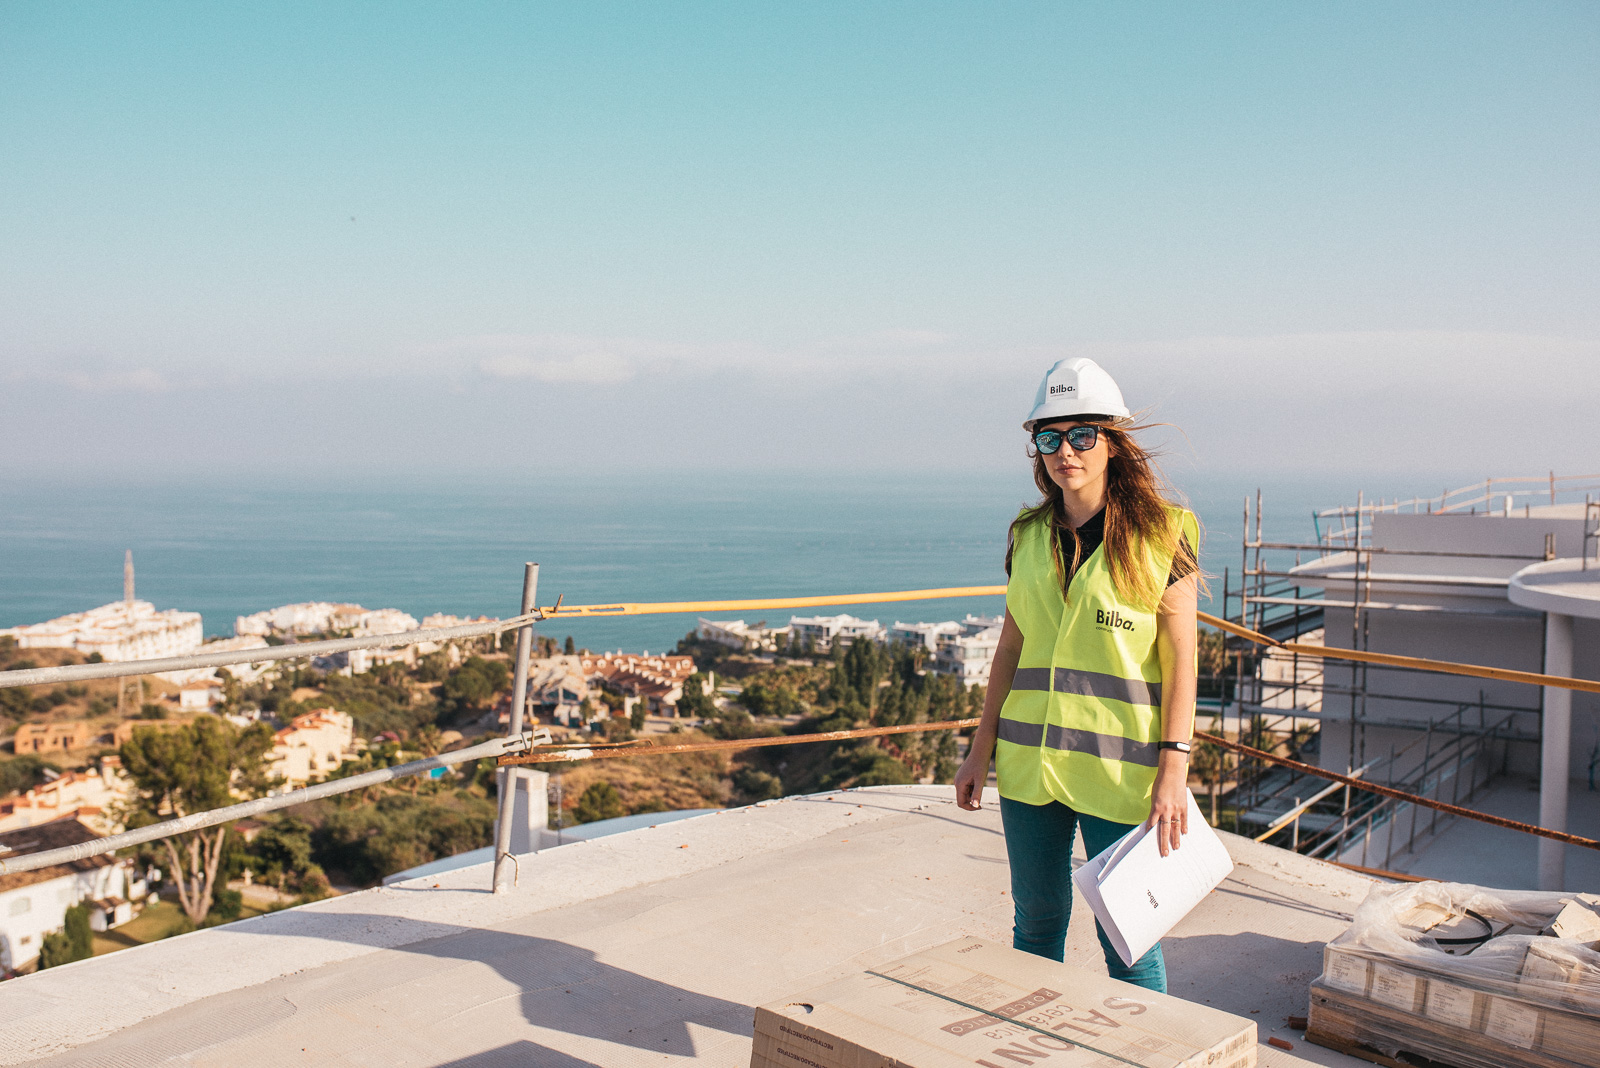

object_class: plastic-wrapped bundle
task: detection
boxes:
[1307,881,1600,1068]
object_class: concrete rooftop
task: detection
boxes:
[2,786,1377,1068]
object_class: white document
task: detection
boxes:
[1072,790,1234,967]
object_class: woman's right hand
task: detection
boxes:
[954,749,989,811]
[954,610,1022,813]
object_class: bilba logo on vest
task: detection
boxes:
[1094,606,1135,632]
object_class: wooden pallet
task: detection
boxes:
[1307,982,1591,1068]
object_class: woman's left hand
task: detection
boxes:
[1146,757,1189,857]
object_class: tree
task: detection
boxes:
[120,716,275,926]
[740,678,802,719]
[0,684,33,721]
[677,673,716,719]
[0,754,58,795]
[249,817,323,892]
[563,635,576,655]
[574,781,626,823]
[440,656,510,717]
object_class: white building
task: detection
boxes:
[1286,502,1598,782]
[0,819,143,972]
[787,614,884,652]
[235,603,419,640]
[932,624,1003,688]
[178,678,224,711]
[0,759,134,836]
[887,620,964,651]
[0,601,202,663]
[157,635,275,687]
[695,618,790,653]
[525,656,593,725]
[269,709,356,787]
[1267,489,1600,890]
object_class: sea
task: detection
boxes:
[0,470,1462,653]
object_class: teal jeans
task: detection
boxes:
[999,796,1168,993]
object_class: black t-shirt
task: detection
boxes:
[1010,507,1195,588]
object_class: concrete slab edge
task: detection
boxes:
[0,786,965,1065]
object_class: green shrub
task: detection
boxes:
[818,745,915,790]
[162,913,198,938]
[731,767,783,803]
[310,792,495,886]
[205,888,243,925]
[38,930,75,969]
[65,902,93,959]
[573,781,626,824]
[39,904,94,968]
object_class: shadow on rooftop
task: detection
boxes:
[433,1039,602,1068]
[233,911,751,1061]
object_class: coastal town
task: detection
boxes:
[0,582,1001,976]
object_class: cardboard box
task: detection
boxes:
[1518,940,1600,1013]
[752,937,1256,1068]
[1547,894,1600,945]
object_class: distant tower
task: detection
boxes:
[118,550,140,717]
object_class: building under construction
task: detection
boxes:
[1218,473,1600,890]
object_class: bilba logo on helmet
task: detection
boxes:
[1048,383,1076,396]
[1095,607,1135,632]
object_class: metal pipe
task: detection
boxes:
[0,614,541,689]
[0,733,532,876]
[493,564,539,893]
[1251,542,1542,560]
[1246,595,1539,618]
[1253,761,1374,842]
[1248,569,1515,587]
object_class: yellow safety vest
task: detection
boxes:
[996,505,1198,824]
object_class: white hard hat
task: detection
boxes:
[1023,357,1130,430]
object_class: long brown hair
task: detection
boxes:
[1005,420,1201,610]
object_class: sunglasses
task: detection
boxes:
[1031,425,1101,455]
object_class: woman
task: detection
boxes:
[954,356,1200,994]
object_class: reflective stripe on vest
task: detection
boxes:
[1009,666,1162,709]
[995,717,1160,767]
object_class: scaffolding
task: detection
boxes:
[1213,471,1600,864]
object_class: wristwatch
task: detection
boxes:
[1158,740,1192,754]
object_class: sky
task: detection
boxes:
[2,2,1597,485]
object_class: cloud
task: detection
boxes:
[479,351,634,385]
[1066,330,1597,384]
[6,366,173,392]
[852,328,951,349]
[436,333,757,386]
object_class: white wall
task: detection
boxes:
[0,863,127,971]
